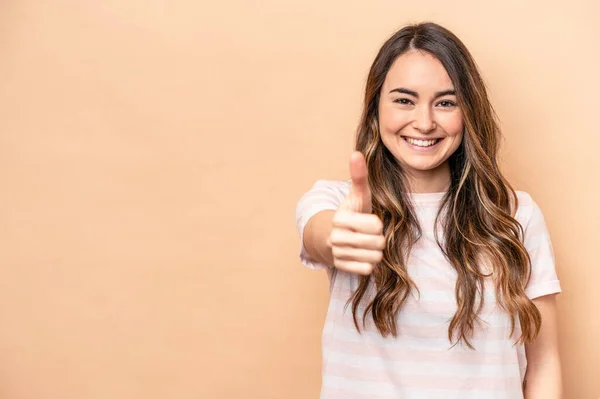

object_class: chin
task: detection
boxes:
[404,162,442,172]
[394,153,448,173]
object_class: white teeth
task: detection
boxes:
[406,137,439,147]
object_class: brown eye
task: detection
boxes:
[394,98,413,105]
[437,100,456,107]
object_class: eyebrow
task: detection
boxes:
[389,88,456,98]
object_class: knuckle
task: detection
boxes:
[331,212,343,226]
[335,260,350,272]
[332,210,349,225]
[359,263,374,275]
[367,215,383,231]
[331,246,342,258]
[329,229,342,244]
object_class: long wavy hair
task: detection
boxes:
[350,22,541,348]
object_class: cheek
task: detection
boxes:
[378,105,409,134]
[439,112,464,138]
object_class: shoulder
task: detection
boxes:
[514,190,535,209]
[513,190,546,230]
[312,179,351,191]
[295,179,351,232]
[300,179,351,199]
[295,179,351,214]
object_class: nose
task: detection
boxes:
[412,106,436,133]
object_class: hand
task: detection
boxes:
[328,151,385,275]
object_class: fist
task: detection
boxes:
[328,151,386,275]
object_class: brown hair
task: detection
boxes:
[351,22,540,348]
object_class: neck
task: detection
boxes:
[405,162,451,193]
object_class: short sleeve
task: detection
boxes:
[294,180,350,270]
[516,192,562,299]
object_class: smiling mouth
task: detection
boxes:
[402,137,443,148]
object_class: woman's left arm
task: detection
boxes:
[523,294,563,399]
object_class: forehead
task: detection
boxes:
[383,50,454,91]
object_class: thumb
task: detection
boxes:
[345,151,372,213]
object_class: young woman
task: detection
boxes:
[295,22,562,399]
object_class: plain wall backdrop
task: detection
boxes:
[0,1,598,398]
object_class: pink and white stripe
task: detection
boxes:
[295,180,561,399]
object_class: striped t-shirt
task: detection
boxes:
[295,180,561,399]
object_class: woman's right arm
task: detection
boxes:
[302,210,336,267]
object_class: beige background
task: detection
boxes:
[0,1,598,398]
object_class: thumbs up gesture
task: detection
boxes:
[328,152,386,275]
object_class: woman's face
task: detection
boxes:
[378,50,464,188]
